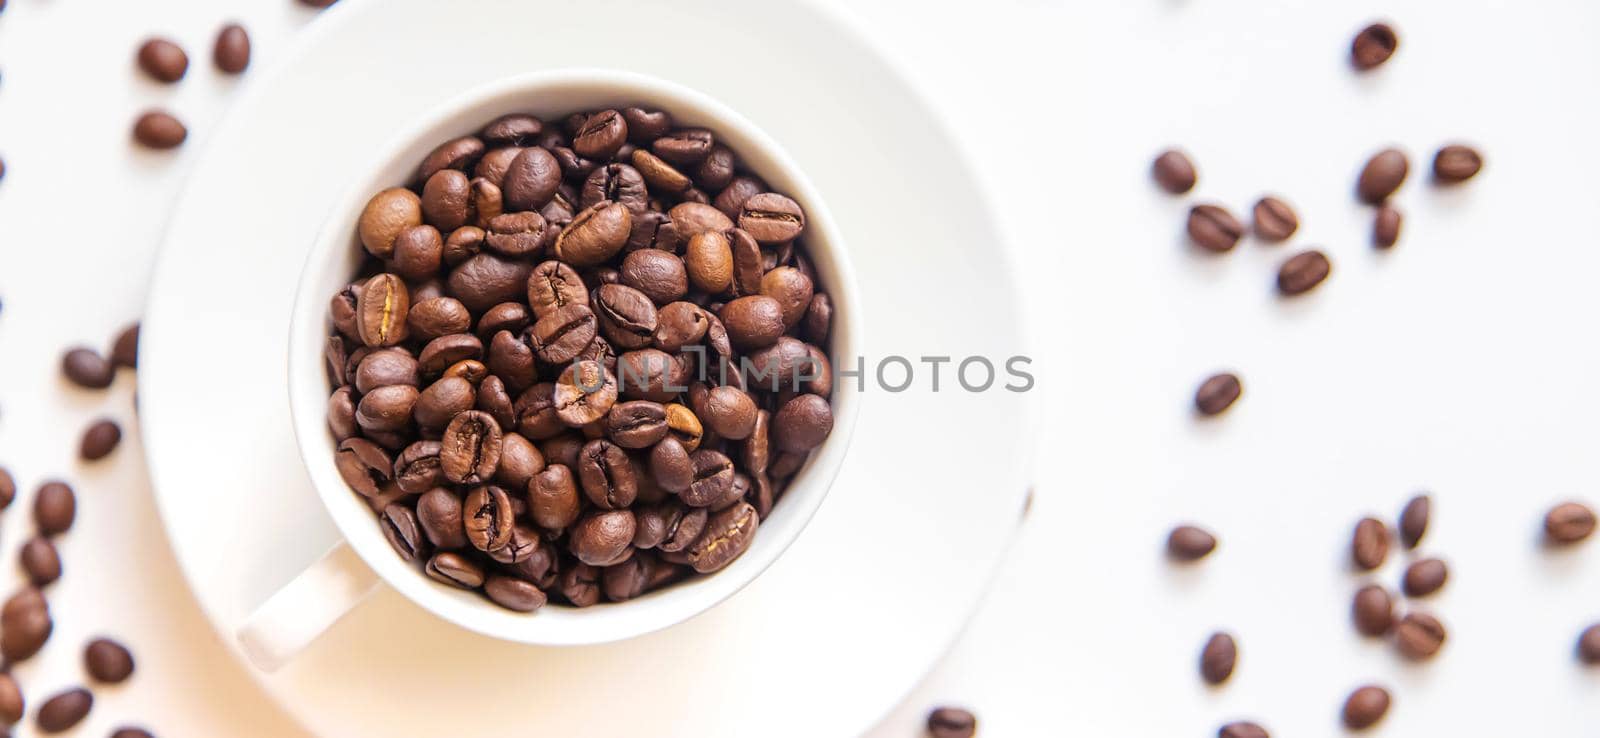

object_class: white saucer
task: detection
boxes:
[138,0,1033,735]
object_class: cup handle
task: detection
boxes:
[237,543,379,672]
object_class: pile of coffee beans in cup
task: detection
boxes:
[325,106,836,612]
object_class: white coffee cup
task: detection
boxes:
[238,69,861,672]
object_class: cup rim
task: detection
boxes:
[286,68,862,646]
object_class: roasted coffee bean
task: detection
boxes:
[627,210,681,253]
[443,225,487,265]
[1353,584,1396,636]
[652,128,714,165]
[137,38,188,83]
[1217,722,1268,738]
[687,502,758,573]
[514,383,565,440]
[464,485,515,552]
[1373,205,1403,249]
[381,504,427,562]
[595,284,659,349]
[742,410,771,475]
[602,553,655,602]
[1167,524,1217,561]
[926,707,977,738]
[356,384,418,433]
[133,110,188,149]
[801,293,833,345]
[475,374,516,427]
[1276,249,1331,296]
[1546,501,1596,544]
[487,524,541,564]
[485,574,547,612]
[530,464,582,531]
[1,588,51,662]
[615,348,685,402]
[481,114,542,147]
[744,337,811,392]
[448,253,534,312]
[725,228,764,297]
[1194,372,1241,416]
[621,107,671,143]
[703,386,758,440]
[1187,204,1243,253]
[0,468,13,510]
[760,266,813,329]
[425,551,484,589]
[669,201,734,238]
[354,348,420,393]
[652,302,707,354]
[582,163,650,213]
[407,296,472,342]
[657,502,708,554]
[417,333,484,377]
[325,336,350,386]
[1433,144,1483,184]
[477,302,531,340]
[417,488,467,549]
[421,170,473,231]
[531,303,599,365]
[1200,632,1237,685]
[415,136,485,184]
[359,188,423,258]
[1343,685,1391,730]
[553,146,598,182]
[1357,148,1409,204]
[714,176,766,220]
[0,672,21,725]
[578,439,637,509]
[773,393,833,452]
[620,249,689,305]
[79,418,122,460]
[570,510,636,566]
[1351,22,1399,71]
[62,347,115,388]
[35,481,76,536]
[485,329,537,391]
[1151,149,1197,194]
[20,535,60,586]
[555,201,632,267]
[1402,558,1448,597]
[112,322,141,368]
[695,145,736,191]
[485,211,547,257]
[527,260,589,318]
[440,411,502,484]
[393,441,443,494]
[1579,624,1600,664]
[36,688,92,733]
[683,449,734,507]
[738,193,805,244]
[554,360,618,426]
[606,401,669,449]
[355,273,410,347]
[573,110,627,159]
[1251,196,1298,242]
[474,179,507,228]
[1395,612,1446,660]
[718,295,786,350]
[627,148,691,194]
[648,435,696,493]
[1351,517,1390,571]
[213,23,251,74]
[561,562,602,606]
[86,637,135,683]
[495,433,544,490]
[328,387,359,441]
[111,727,154,738]
[1399,494,1430,548]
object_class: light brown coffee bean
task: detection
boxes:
[1399,493,1430,548]
[1394,612,1446,660]
[1351,517,1390,570]
[1545,501,1596,544]
[1358,148,1409,204]
[1342,685,1391,730]
[1352,585,1395,636]
[1277,250,1331,296]
[1187,204,1243,253]
[1251,196,1298,242]
[1199,632,1237,685]
[132,110,188,150]
[1167,525,1217,561]
[359,187,423,259]
[1402,558,1448,597]
[1194,372,1241,416]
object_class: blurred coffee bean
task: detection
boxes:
[0,672,21,725]
[926,707,977,738]
[1151,149,1196,194]
[20,537,60,586]
[1351,517,1390,571]
[79,418,123,460]
[133,111,188,149]
[1545,501,1596,544]
[36,688,91,733]
[1276,250,1331,296]
[1373,205,1403,249]
[1251,196,1298,242]
[1342,685,1391,730]
[1167,525,1217,561]
[85,637,135,682]
[1578,623,1600,664]
[0,468,12,510]
[1399,493,1430,548]
[1433,144,1483,184]
[62,347,115,388]
[1394,612,1446,660]
[1187,204,1243,252]
[1194,372,1241,416]
[1401,558,1448,597]
[1,588,51,661]
[136,38,188,83]
[1218,722,1269,738]
[1352,585,1395,636]
[1199,632,1237,685]
[35,481,76,536]
[213,23,251,74]
[1351,22,1398,70]
[1357,148,1408,204]
[112,322,141,368]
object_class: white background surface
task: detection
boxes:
[0,0,1598,735]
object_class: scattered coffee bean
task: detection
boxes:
[2,587,53,661]
[62,347,115,388]
[1578,623,1600,664]
[1218,721,1269,738]
[20,537,61,586]
[85,637,136,683]
[1152,149,1197,194]
[1394,612,1446,660]
[926,706,977,738]
[1401,558,1448,597]
[79,418,122,460]
[1351,22,1398,71]
[298,0,340,6]
[1194,372,1242,416]
[111,728,155,738]
[1357,148,1408,204]
[1342,685,1391,730]
[36,688,91,733]
[1351,517,1390,571]
[1200,631,1237,685]
[133,110,188,150]
[1544,501,1596,545]
[1187,204,1244,253]
[1433,144,1483,184]
[0,672,21,725]
[1251,196,1298,242]
[1276,249,1331,296]
[136,38,188,83]
[34,481,76,536]
[213,23,251,74]
[112,322,141,368]
[1372,205,1403,249]
[1398,494,1430,548]
[1352,584,1396,636]
[1167,524,1217,561]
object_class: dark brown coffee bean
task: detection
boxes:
[111,322,141,368]
[0,672,21,725]
[1352,584,1396,636]
[719,296,786,350]
[355,273,410,347]
[621,107,670,143]
[694,145,737,191]
[391,441,442,495]
[704,386,758,441]
[355,384,418,433]
[647,435,695,493]
[1433,144,1483,184]
[595,284,659,350]
[724,228,763,298]
[1394,612,1446,660]
[1187,204,1243,253]
[1200,632,1237,685]
[1357,148,1409,204]
[1579,624,1600,664]
[62,347,115,388]
[1,588,52,662]
[602,552,656,602]
[1167,524,1217,561]
[111,727,155,738]
[577,439,637,509]
[530,463,581,531]
[443,225,486,265]
[414,136,485,184]
[926,707,977,738]
[615,348,686,402]
[651,303,706,354]
[687,502,757,573]
[133,110,187,149]
[381,504,427,562]
[494,433,544,490]
[714,176,766,220]
[1546,501,1596,544]
[1351,22,1399,71]
[425,551,484,589]
[1277,249,1331,296]
[36,688,91,733]
[417,488,467,549]
[485,574,547,612]
[85,637,135,682]
[480,114,542,147]
[513,383,565,440]
[485,211,547,257]
[1251,196,1298,242]
[0,468,13,511]
[554,360,618,427]
[501,146,561,212]
[21,537,60,586]
[420,169,473,231]
[1399,494,1430,548]
[35,481,76,536]
[334,438,390,498]
[213,23,251,74]
[738,193,806,244]
[530,303,598,364]
[1193,372,1240,416]
[526,260,588,318]
[137,38,188,82]
[417,334,483,379]
[742,409,771,476]
[1342,685,1391,730]
[464,485,514,552]
[1373,205,1403,249]
[1217,722,1268,738]
[773,393,832,452]
[448,253,533,312]
[79,418,122,460]
[573,110,627,159]
[403,299,466,344]
[353,348,419,393]
[570,510,636,566]
[605,401,669,449]
[560,562,601,606]
[1151,149,1197,194]
[670,202,735,238]
[555,201,632,267]
[1351,517,1390,571]
[1402,558,1448,597]
[620,249,689,305]
[652,128,714,165]
[582,163,650,214]
[682,449,734,507]
[440,410,501,484]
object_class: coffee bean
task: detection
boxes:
[355,273,411,347]
[0,469,12,511]
[381,504,428,562]
[425,551,484,589]
[1351,22,1398,70]
[719,296,786,350]
[1402,558,1448,597]
[694,145,737,191]
[606,401,668,449]
[1200,632,1237,685]
[35,688,91,733]
[1351,517,1390,570]
[494,433,544,490]
[1217,721,1268,738]
[527,260,589,318]
[1394,612,1446,660]
[559,562,601,606]
[1251,196,1298,242]
[1546,501,1596,544]
[355,384,418,433]
[670,201,735,238]
[602,552,656,602]
[1357,148,1409,204]
[685,230,734,294]
[1579,624,1600,664]
[554,201,632,267]
[485,211,547,258]
[416,488,466,549]
[570,510,636,566]
[441,411,502,484]
[21,537,60,586]
[62,347,114,388]
[415,136,485,184]
[112,322,141,368]
[704,386,758,441]
[1276,250,1331,296]
[531,303,599,365]
[464,485,515,552]
[1398,494,1430,548]
[530,464,581,531]
[595,284,659,349]
[1342,685,1391,730]
[1352,584,1395,636]
[714,176,766,220]
[1433,144,1483,184]
[213,23,251,74]
[77,418,122,461]
[1194,372,1241,416]
[687,502,758,573]
[298,0,339,7]
[480,115,543,147]
[573,110,627,160]
[0,672,21,725]
[926,707,977,738]
[653,128,714,165]
[620,249,689,305]
[773,393,833,452]
[485,330,536,391]
[738,193,806,244]
[760,266,813,328]
[554,360,618,427]
[1151,149,1197,194]
[1187,204,1243,253]
[133,110,187,149]
[35,481,76,536]
[581,164,650,215]
[449,253,534,312]
[353,348,419,393]
[328,388,358,441]
[85,637,135,682]
[1167,524,1217,561]
[1,587,52,662]
[113,728,156,738]
[485,574,548,612]
[577,439,637,510]
[136,38,188,83]
[1373,205,1403,249]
